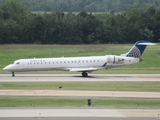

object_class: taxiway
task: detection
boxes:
[0,107,160,118]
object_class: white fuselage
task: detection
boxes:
[3,55,140,73]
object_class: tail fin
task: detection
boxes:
[121,40,156,58]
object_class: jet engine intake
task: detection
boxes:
[107,55,124,64]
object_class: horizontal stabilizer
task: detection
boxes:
[70,68,98,72]
[137,43,156,46]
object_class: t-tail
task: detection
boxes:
[121,40,156,61]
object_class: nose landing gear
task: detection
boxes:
[12,72,15,77]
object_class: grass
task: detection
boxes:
[0,98,159,108]
[0,44,160,74]
[1,82,160,91]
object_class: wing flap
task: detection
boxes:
[69,68,98,72]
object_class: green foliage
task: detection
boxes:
[2,0,30,23]
[0,0,160,44]
[12,0,160,12]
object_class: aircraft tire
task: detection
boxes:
[82,72,88,77]
[12,72,15,77]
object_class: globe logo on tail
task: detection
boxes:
[126,46,141,58]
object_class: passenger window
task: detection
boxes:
[16,62,20,64]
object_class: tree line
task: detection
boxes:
[21,0,160,12]
[1,0,160,12]
[0,0,160,44]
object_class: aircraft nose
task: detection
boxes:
[3,66,8,71]
[3,65,12,71]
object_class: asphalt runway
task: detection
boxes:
[0,74,160,82]
[0,107,160,118]
[1,118,159,120]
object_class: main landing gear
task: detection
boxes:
[82,72,88,77]
[12,72,15,77]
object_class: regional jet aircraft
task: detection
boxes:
[3,40,156,77]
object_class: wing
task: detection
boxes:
[69,68,98,72]
[69,62,107,72]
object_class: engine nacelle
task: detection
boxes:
[107,55,124,64]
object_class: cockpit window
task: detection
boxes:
[11,61,20,64]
